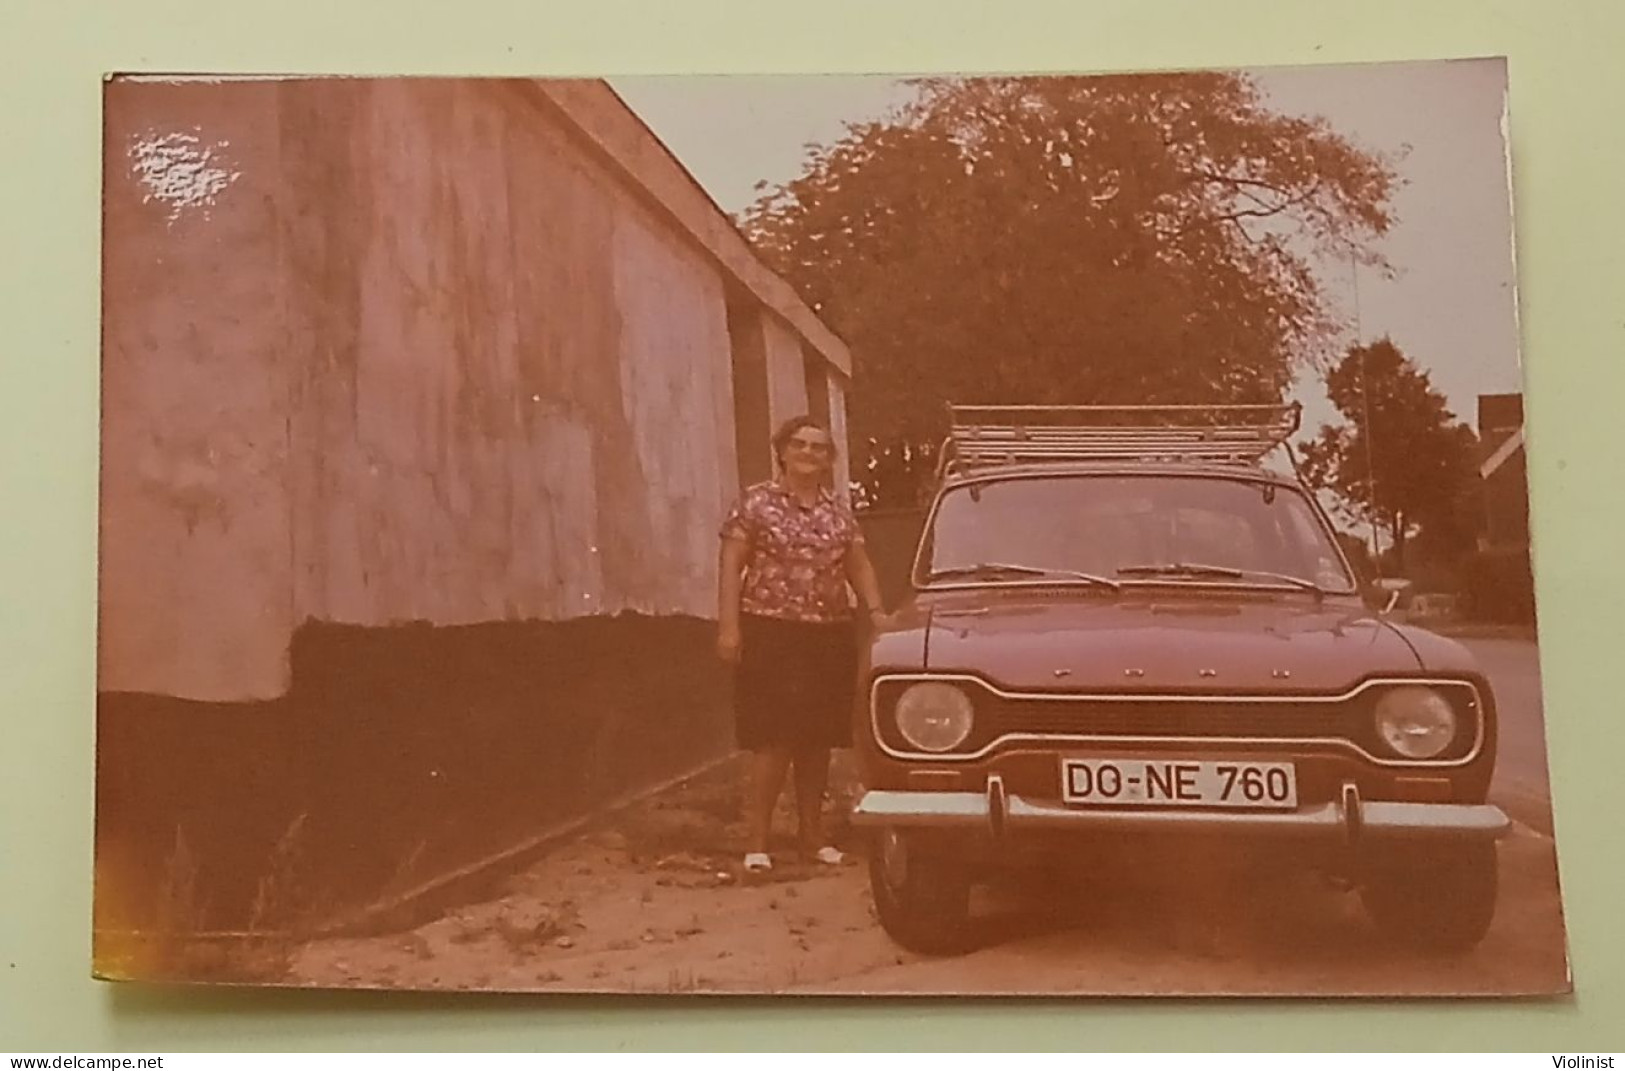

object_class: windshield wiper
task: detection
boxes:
[927,562,1120,590]
[1232,568,1328,594]
[1118,561,1245,580]
[1117,561,1325,595]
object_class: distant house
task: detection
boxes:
[1457,392,1538,627]
[1477,393,1529,550]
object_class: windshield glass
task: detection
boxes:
[919,474,1356,592]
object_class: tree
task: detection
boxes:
[1298,338,1480,573]
[741,73,1401,450]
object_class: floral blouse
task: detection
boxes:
[720,481,864,624]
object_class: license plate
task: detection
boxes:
[1060,758,1297,809]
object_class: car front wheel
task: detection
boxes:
[1359,840,1499,953]
[868,827,975,955]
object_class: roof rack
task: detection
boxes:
[938,402,1303,478]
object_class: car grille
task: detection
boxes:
[869,677,1482,761]
[986,698,1357,740]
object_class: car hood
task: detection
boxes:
[904,587,1422,694]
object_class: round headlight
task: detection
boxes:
[1373,686,1458,759]
[894,682,975,753]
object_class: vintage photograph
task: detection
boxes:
[94,58,1568,996]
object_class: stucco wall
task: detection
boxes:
[101,79,740,701]
[827,371,853,497]
[101,82,297,705]
[95,76,858,942]
[761,314,811,441]
[726,299,774,488]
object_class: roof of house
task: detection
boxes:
[523,79,853,378]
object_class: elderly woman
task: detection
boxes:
[717,415,886,875]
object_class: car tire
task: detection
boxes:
[868,827,975,955]
[1359,840,1499,953]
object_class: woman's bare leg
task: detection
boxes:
[792,748,832,853]
[748,747,793,854]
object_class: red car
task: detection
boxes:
[850,404,1507,954]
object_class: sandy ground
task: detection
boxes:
[287,755,1570,998]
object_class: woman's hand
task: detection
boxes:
[717,621,743,663]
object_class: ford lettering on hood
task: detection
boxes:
[916,587,1420,694]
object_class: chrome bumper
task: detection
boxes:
[849,777,1511,844]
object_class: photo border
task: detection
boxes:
[3,0,1616,1050]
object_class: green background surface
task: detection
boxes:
[2,0,1618,1051]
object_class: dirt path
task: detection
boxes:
[290,756,914,994]
[288,756,1569,997]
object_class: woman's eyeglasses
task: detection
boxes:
[786,438,833,455]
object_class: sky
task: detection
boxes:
[610,58,1522,436]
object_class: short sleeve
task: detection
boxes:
[841,503,865,547]
[719,490,759,544]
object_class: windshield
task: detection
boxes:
[918,474,1356,592]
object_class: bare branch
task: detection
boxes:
[1165,178,1324,240]
[1189,167,1295,197]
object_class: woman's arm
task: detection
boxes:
[845,541,887,625]
[717,534,749,662]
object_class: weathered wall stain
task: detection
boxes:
[94,614,729,936]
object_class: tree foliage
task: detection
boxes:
[1297,338,1480,570]
[741,73,1401,451]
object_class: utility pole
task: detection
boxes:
[1351,246,1382,573]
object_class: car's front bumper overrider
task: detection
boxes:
[849,777,1510,844]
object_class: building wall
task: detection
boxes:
[1477,394,1529,552]
[726,296,774,488]
[100,81,298,706]
[95,77,851,942]
[1484,449,1531,548]
[762,312,811,439]
[827,370,853,498]
[102,79,739,703]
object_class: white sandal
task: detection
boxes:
[812,846,845,865]
[743,851,773,874]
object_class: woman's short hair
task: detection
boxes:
[770,415,836,471]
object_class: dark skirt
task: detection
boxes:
[734,613,858,752]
